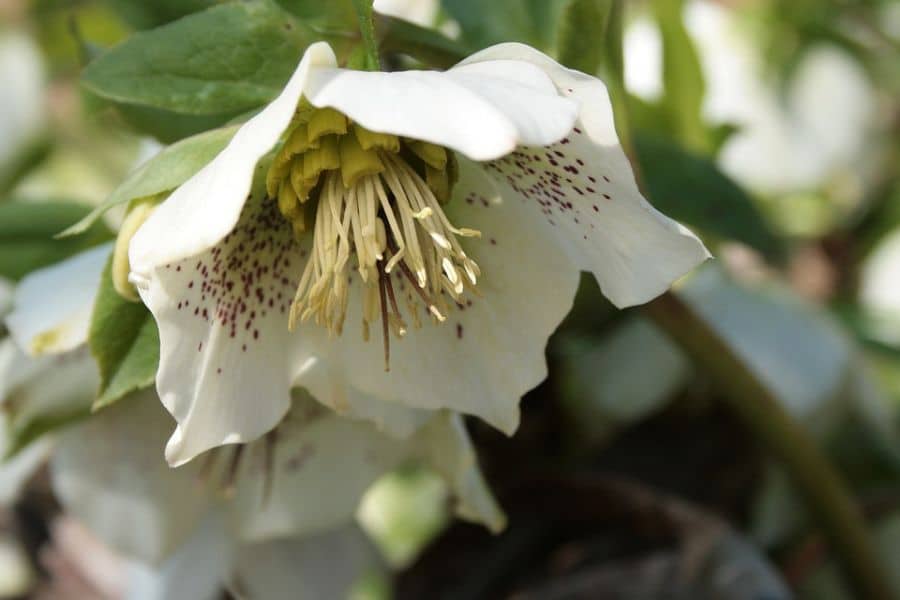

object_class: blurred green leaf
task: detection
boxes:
[0,202,114,280]
[31,1,131,74]
[61,124,239,237]
[6,408,91,459]
[378,16,471,68]
[82,0,315,115]
[557,0,612,74]
[89,257,159,410]
[652,0,709,152]
[441,0,567,50]
[0,136,52,197]
[113,101,242,144]
[276,0,356,26]
[104,0,221,29]
[635,134,785,261]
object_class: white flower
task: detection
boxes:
[625,1,877,194]
[0,30,45,172]
[0,248,104,507]
[373,0,439,27]
[43,515,382,600]
[50,388,503,565]
[129,41,709,466]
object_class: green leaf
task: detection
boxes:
[0,135,52,197]
[651,0,709,152]
[557,0,612,74]
[276,0,355,26]
[635,134,785,262]
[89,257,159,410]
[377,15,471,69]
[110,97,242,144]
[61,124,239,237]
[82,0,316,115]
[440,0,567,50]
[0,202,114,280]
[6,409,92,459]
[104,0,221,29]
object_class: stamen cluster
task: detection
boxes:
[266,106,482,369]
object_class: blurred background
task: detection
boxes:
[1,0,899,597]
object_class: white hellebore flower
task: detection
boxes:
[52,389,504,566]
[129,42,710,466]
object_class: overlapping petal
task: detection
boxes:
[304,58,577,160]
[128,43,336,278]
[461,43,710,307]
[139,189,312,466]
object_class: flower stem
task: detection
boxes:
[643,293,893,599]
[350,0,382,71]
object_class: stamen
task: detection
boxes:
[275,108,481,368]
[378,264,390,372]
[262,429,277,506]
[222,445,245,497]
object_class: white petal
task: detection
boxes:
[5,243,111,356]
[0,32,45,170]
[415,413,506,532]
[373,0,438,26]
[303,58,577,161]
[137,196,312,466]
[126,512,233,600]
[231,526,382,600]
[462,43,710,307]
[232,393,411,541]
[307,160,579,434]
[295,356,431,438]
[128,42,337,277]
[50,392,212,564]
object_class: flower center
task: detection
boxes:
[266,106,482,369]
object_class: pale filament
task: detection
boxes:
[288,152,481,369]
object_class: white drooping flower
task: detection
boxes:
[0,248,105,508]
[128,41,710,466]
[51,388,504,565]
[0,30,45,172]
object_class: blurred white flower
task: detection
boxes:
[0,30,45,173]
[373,0,439,27]
[40,515,382,600]
[624,16,663,101]
[624,0,877,194]
[860,228,900,344]
[0,250,103,508]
